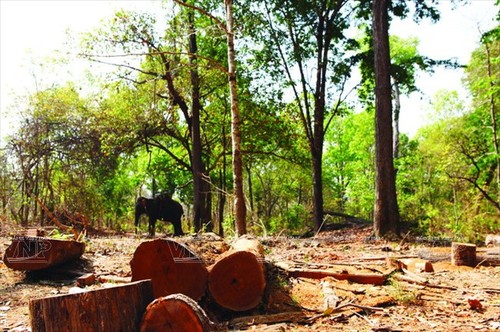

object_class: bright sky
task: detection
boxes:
[0,0,498,147]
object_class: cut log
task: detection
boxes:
[3,236,85,271]
[208,236,266,311]
[30,280,153,332]
[387,258,434,273]
[130,238,208,300]
[140,293,215,332]
[451,242,476,267]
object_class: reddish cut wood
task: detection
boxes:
[451,242,477,267]
[140,293,214,332]
[208,237,266,311]
[130,238,208,300]
[3,236,85,271]
[29,280,154,332]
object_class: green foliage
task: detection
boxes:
[2,1,498,242]
[323,110,375,218]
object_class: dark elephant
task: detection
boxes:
[135,194,184,237]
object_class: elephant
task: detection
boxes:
[134,193,184,237]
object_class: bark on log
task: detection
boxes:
[208,236,266,311]
[3,236,85,271]
[130,238,208,300]
[140,293,214,332]
[451,242,476,267]
[29,280,153,332]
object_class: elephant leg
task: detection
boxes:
[173,218,184,237]
[149,218,156,237]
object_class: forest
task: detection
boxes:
[0,0,498,242]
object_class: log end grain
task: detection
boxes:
[130,239,208,300]
[451,242,476,267]
[140,293,213,332]
[208,250,266,312]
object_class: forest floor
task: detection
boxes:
[1,223,499,332]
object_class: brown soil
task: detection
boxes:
[1,226,499,331]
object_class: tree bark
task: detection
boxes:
[140,293,215,332]
[3,237,85,271]
[372,0,400,237]
[29,280,153,332]
[451,242,476,267]
[188,10,212,233]
[225,0,246,235]
[208,236,266,311]
[130,239,208,300]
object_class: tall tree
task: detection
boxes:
[247,0,355,232]
[225,0,247,235]
[372,0,399,237]
[81,8,223,232]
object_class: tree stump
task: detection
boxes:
[140,293,214,332]
[451,242,476,267]
[130,239,208,300]
[29,280,153,332]
[208,236,266,311]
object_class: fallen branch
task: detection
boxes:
[391,273,457,291]
[229,311,309,329]
[275,262,388,285]
[32,195,79,240]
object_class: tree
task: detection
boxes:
[81,8,226,232]
[225,0,247,235]
[246,0,356,232]
[372,0,399,237]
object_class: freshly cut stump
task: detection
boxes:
[130,239,208,300]
[30,280,153,332]
[208,236,266,311]
[451,242,476,267]
[140,293,213,332]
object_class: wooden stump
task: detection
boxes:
[30,280,153,332]
[3,236,85,271]
[140,293,214,332]
[208,236,266,311]
[130,238,208,300]
[451,242,476,267]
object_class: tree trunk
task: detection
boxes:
[29,280,153,332]
[372,0,400,238]
[225,0,246,236]
[140,293,215,332]
[392,79,401,160]
[311,150,324,232]
[208,236,266,311]
[3,237,85,271]
[130,239,208,300]
[188,10,212,233]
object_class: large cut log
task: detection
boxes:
[451,242,476,267]
[140,293,215,332]
[30,280,153,332]
[208,236,266,311]
[3,236,85,271]
[130,238,208,300]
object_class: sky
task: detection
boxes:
[0,0,498,147]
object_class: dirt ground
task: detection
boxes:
[1,225,499,332]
